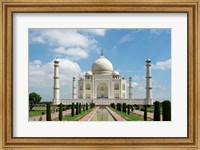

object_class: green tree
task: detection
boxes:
[86,103,88,110]
[59,103,63,121]
[76,103,79,115]
[162,100,171,121]
[29,92,42,111]
[144,105,147,121]
[127,105,130,115]
[71,103,74,117]
[153,101,160,121]
[46,103,51,121]
[79,103,81,114]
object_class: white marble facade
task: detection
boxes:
[53,53,153,105]
[78,55,127,99]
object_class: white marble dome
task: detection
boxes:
[85,71,93,76]
[113,71,120,76]
[92,55,113,75]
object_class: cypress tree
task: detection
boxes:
[46,103,51,121]
[119,103,122,111]
[153,101,160,121]
[162,100,171,121]
[79,103,81,114]
[76,103,79,115]
[117,103,120,111]
[127,105,130,115]
[122,103,126,113]
[86,103,88,110]
[71,103,74,117]
[144,105,147,121]
[59,103,63,121]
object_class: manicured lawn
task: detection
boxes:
[146,106,163,115]
[136,106,163,115]
[29,106,46,118]
[54,107,95,121]
[110,107,152,121]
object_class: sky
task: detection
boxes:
[29,28,171,102]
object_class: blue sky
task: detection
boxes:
[29,28,171,101]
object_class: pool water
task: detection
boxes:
[89,107,115,121]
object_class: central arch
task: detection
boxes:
[97,83,108,99]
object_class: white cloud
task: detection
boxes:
[29,59,81,88]
[150,29,170,35]
[33,59,42,65]
[31,36,45,43]
[80,29,106,36]
[30,29,98,48]
[41,29,90,48]
[132,82,138,87]
[54,47,89,60]
[152,59,171,70]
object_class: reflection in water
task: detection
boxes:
[89,107,115,121]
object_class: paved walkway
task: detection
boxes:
[106,107,126,121]
[29,110,71,121]
[133,110,162,121]
[79,107,99,121]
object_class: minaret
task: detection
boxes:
[72,76,76,99]
[129,77,133,99]
[53,59,60,105]
[145,57,153,105]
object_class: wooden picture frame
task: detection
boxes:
[0,0,199,149]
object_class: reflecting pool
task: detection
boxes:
[89,107,115,121]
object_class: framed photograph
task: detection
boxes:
[0,0,199,149]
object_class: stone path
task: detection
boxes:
[79,107,99,121]
[133,110,162,121]
[29,110,71,121]
[106,107,126,121]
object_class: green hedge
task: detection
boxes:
[162,100,171,121]
[153,101,160,121]
[46,103,51,121]
[59,103,63,121]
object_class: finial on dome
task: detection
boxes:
[54,58,59,63]
[146,57,151,63]
[101,49,103,56]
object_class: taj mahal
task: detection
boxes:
[52,51,153,106]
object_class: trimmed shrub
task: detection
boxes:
[110,103,115,109]
[86,103,88,110]
[162,100,171,121]
[153,101,160,121]
[59,103,63,121]
[144,105,147,121]
[76,103,79,115]
[42,112,45,115]
[79,103,81,114]
[131,106,134,112]
[90,103,95,108]
[46,103,51,121]
[127,105,130,115]
[116,103,120,111]
[140,107,145,111]
[71,103,74,117]
[122,103,126,113]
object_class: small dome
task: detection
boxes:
[113,71,120,76]
[54,59,59,63]
[146,57,151,63]
[85,71,93,76]
[92,56,113,75]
